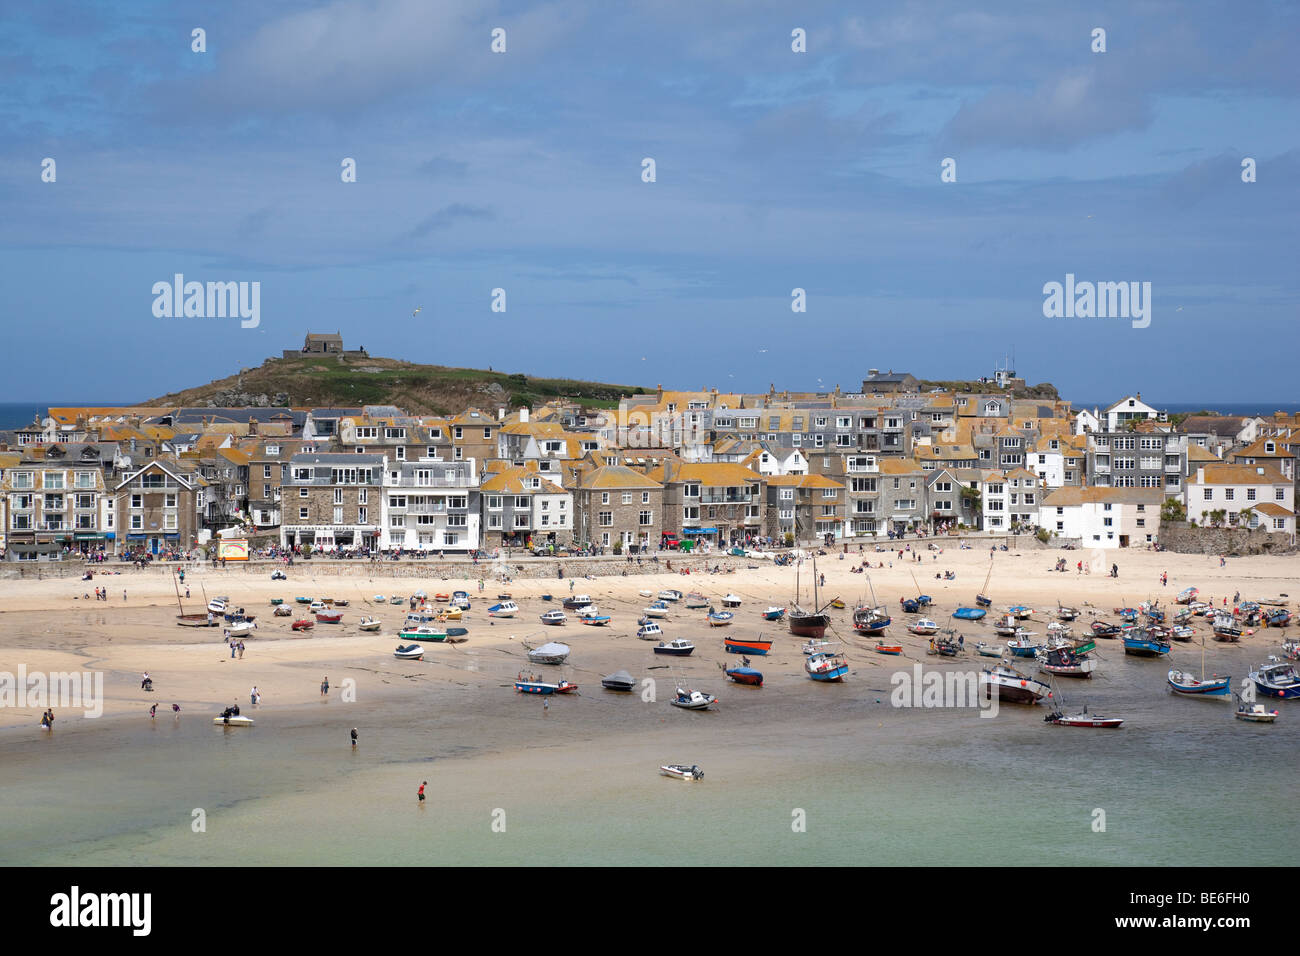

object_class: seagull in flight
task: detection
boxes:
[412,306,423,317]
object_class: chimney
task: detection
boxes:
[498,407,505,420]
[248,416,258,436]
[1197,467,1205,484]
[520,408,529,423]
[869,369,879,377]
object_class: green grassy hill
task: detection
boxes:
[142,353,647,415]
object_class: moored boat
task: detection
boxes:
[975,641,1003,658]
[212,715,255,727]
[1249,661,1300,699]
[273,605,293,617]
[601,669,637,691]
[953,607,986,621]
[576,606,611,626]
[540,609,568,626]
[1044,709,1124,728]
[908,618,939,635]
[660,763,704,780]
[979,664,1050,704]
[398,625,450,642]
[805,651,849,682]
[393,643,424,660]
[358,616,381,631]
[1038,646,1096,678]
[527,641,571,665]
[291,619,314,631]
[176,613,221,627]
[488,600,519,618]
[1177,586,1199,604]
[670,687,717,710]
[564,594,594,610]
[874,641,903,656]
[1235,700,1279,723]
[1091,621,1123,639]
[762,606,786,621]
[636,621,664,640]
[1006,635,1044,658]
[725,662,764,686]
[685,593,709,609]
[653,639,695,657]
[853,605,891,635]
[706,609,734,627]
[1122,628,1171,658]
[658,589,683,603]
[643,601,671,619]
[723,635,773,655]
[1167,670,1230,697]
[514,678,560,694]
[314,611,343,624]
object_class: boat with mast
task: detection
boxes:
[976,554,994,607]
[1167,633,1230,697]
[788,552,833,639]
[1043,678,1124,728]
[852,571,891,636]
[174,572,219,627]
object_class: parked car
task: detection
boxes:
[660,533,680,550]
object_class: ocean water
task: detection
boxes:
[3,640,1295,866]
[0,402,131,432]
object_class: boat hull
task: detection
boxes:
[726,668,764,686]
[723,640,772,655]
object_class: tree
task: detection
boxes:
[1160,497,1186,522]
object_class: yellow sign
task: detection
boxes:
[218,538,250,561]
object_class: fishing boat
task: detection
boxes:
[1057,604,1080,621]
[706,609,734,627]
[1044,707,1123,729]
[393,644,424,660]
[1171,624,1196,642]
[724,661,764,686]
[1122,628,1171,658]
[1091,621,1123,639]
[723,635,773,655]
[601,670,637,692]
[762,606,786,621]
[658,589,683,603]
[1188,601,1211,616]
[909,618,939,635]
[1167,670,1230,696]
[514,678,560,695]
[488,600,519,618]
[1177,587,1199,604]
[975,641,1004,658]
[1235,700,1279,723]
[1283,640,1300,661]
[927,634,961,657]
[653,639,695,657]
[292,619,314,632]
[212,715,255,727]
[527,642,571,665]
[660,764,704,780]
[976,555,994,607]
[801,639,836,655]
[1265,609,1292,628]
[1038,646,1096,678]
[358,617,381,631]
[314,611,343,624]
[852,601,891,636]
[273,605,293,617]
[1006,635,1044,658]
[1212,615,1244,642]
[805,651,849,682]
[789,555,833,639]
[719,594,741,609]
[1115,607,1139,623]
[540,609,567,626]
[993,614,1020,637]
[685,593,709,609]
[636,621,664,640]
[953,607,986,621]
[873,641,903,656]
[555,680,578,694]
[979,664,1050,704]
[398,625,450,642]
[1008,605,1033,620]
[563,594,594,610]
[1046,621,1072,638]
[670,687,717,710]
[1248,661,1300,699]
[643,601,671,618]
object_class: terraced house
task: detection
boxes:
[381,459,480,552]
[280,453,384,552]
[479,464,570,549]
[574,465,662,552]
[112,459,204,555]
[4,459,108,560]
[765,474,845,544]
[1185,464,1295,536]
[650,461,765,549]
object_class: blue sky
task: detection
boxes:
[1,0,1296,405]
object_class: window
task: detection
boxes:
[483,427,492,440]
[1225,489,1235,501]
[358,507,367,524]
[642,492,650,504]
[601,492,609,505]
[638,511,653,526]
[822,488,836,498]
[391,515,405,527]
[131,494,142,509]
[1203,489,1213,500]
[1247,488,1256,501]
[684,506,700,520]
[299,507,309,520]
[300,488,309,498]
[598,512,613,527]
[358,488,367,504]
[333,507,344,523]
[131,515,143,529]
[333,488,343,505]
[622,493,633,505]
[780,489,794,501]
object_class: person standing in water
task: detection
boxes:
[418,781,427,803]
[351,728,358,748]
[321,676,329,697]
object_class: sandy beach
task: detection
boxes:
[2,544,1294,731]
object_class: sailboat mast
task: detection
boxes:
[172,569,184,614]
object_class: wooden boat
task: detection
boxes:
[720,594,741,609]
[291,619,314,631]
[643,601,671,619]
[270,597,284,606]
[1038,646,1096,678]
[176,613,221,627]
[853,606,891,636]
[1167,669,1230,696]
[1235,701,1279,723]
[725,665,764,687]
[653,639,695,657]
[601,669,637,692]
[393,644,424,660]
[670,687,717,710]
[953,607,986,621]
[564,594,594,610]
[1122,629,1171,658]
[789,555,832,639]
[636,621,664,640]
[979,664,1050,704]
[527,641,571,665]
[658,589,683,603]
[1188,601,1211,616]
[975,641,1003,658]
[723,635,773,656]
[1091,621,1123,639]
[1249,661,1300,699]
[976,555,994,607]
[660,764,704,780]
[314,611,343,624]
[1177,587,1199,604]
[1212,615,1243,642]
[1006,635,1044,658]
[762,606,786,621]
[685,593,709,609]
[706,609,734,627]
[496,593,512,601]
[540,609,567,626]
[1265,609,1292,628]
[993,615,1020,637]
[488,601,518,618]
[1115,607,1139,622]
[1057,604,1080,621]
[805,651,849,682]
[874,641,903,656]
[358,617,381,631]
[212,715,255,727]
[908,618,939,636]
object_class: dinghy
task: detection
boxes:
[805,651,849,682]
[721,594,742,609]
[706,609,734,627]
[660,764,704,780]
[685,593,709,609]
[358,617,381,632]
[212,715,255,727]
[725,664,764,686]
[670,687,717,710]
[1235,701,1279,723]
[643,601,671,618]
[762,606,786,621]
[953,607,986,621]
[394,644,424,660]
[527,641,571,665]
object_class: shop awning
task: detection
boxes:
[682,527,718,534]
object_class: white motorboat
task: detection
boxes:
[227,621,255,639]
[721,594,742,608]
[207,597,229,614]
[394,644,424,660]
[643,601,671,619]
[488,600,519,618]
[660,764,704,780]
[358,617,381,632]
[979,664,1050,704]
[527,641,571,665]
[908,618,939,635]
[670,687,716,710]
[801,639,837,655]
[540,609,568,625]
[636,621,663,640]
[658,589,683,603]
[213,715,254,727]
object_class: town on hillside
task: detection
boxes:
[2,336,1296,561]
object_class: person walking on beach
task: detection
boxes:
[321,676,329,697]
[543,698,549,716]
[351,728,358,748]
[237,641,245,659]
[418,781,427,803]
[1161,571,1168,587]
[150,703,157,718]
[230,641,237,659]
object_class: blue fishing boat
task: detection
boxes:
[515,678,560,695]
[706,609,735,627]
[1249,661,1300,699]
[725,660,764,686]
[1122,629,1171,658]
[762,606,786,621]
[953,607,986,621]
[1167,670,1230,697]
[805,651,849,682]
[1266,608,1292,628]
[1115,607,1140,622]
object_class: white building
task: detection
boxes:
[1103,394,1162,433]
[1185,464,1295,536]
[380,459,481,552]
[1038,487,1164,548]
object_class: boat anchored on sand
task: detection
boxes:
[660,764,704,780]
[527,642,571,665]
[979,664,1050,705]
[670,687,717,710]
